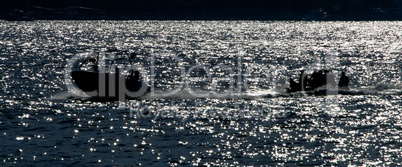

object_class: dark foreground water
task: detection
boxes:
[1,20,402,166]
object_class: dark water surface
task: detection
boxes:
[1,20,402,166]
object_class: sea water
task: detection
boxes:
[0,20,402,166]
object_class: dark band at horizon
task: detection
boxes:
[1,0,402,20]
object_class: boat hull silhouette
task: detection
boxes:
[71,70,150,101]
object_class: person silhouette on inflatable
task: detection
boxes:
[338,71,349,88]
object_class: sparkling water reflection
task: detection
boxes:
[0,21,402,166]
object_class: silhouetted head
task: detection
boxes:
[342,71,346,75]
[300,70,305,74]
[89,58,97,63]
[319,70,324,74]
[134,71,140,76]
[324,70,330,74]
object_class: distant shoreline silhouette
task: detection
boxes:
[1,0,401,21]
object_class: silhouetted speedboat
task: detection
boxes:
[70,50,150,101]
[71,70,150,101]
